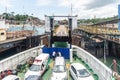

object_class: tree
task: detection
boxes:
[78,15,118,24]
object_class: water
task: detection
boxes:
[0,47,17,60]
[100,57,120,74]
[7,26,46,35]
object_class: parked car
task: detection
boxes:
[24,54,49,79]
[2,75,21,80]
[69,63,94,80]
[51,57,68,80]
[25,75,42,80]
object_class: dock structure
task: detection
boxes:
[0,30,34,52]
[74,19,120,43]
[0,32,48,53]
[0,37,26,44]
[7,30,34,39]
[73,18,120,58]
[45,15,78,48]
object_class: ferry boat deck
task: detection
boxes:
[17,56,99,80]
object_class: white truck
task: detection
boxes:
[24,53,49,80]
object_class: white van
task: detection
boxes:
[24,53,49,79]
[51,57,68,80]
[54,57,65,65]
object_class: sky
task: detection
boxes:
[0,0,120,19]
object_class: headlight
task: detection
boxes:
[51,73,53,77]
[62,77,68,80]
[63,73,68,80]
[24,73,29,79]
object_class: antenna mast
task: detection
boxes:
[71,4,73,16]
[5,6,7,13]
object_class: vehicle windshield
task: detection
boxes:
[29,64,41,71]
[53,65,66,72]
[78,69,90,77]
[26,75,42,80]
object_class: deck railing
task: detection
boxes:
[0,45,113,80]
[0,45,43,72]
[72,45,112,80]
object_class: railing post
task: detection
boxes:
[70,49,73,63]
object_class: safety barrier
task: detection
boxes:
[72,45,112,80]
[42,47,70,59]
[0,45,43,72]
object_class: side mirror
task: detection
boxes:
[41,66,43,71]
[65,67,67,71]
[76,72,79,77]
[76,74,79,77]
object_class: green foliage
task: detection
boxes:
[14,14,28,21]
[1,12,38,21]
[78,15,118,24]
[54,24,59,30]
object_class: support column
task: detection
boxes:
[41,39,43,45]
[81,38,85,48]
[38,48,42,55]
[104,40,107,63]
[69,18,72,48]
[50,17,54,47]
[105,41,109,56]
[118,5,120,30]
[70,49,73,63]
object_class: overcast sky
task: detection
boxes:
[0,0,119,19]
